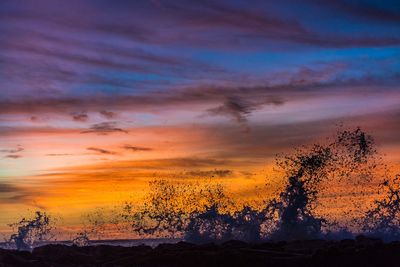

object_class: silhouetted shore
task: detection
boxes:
[1,236,400,267]
[0,237,179,250]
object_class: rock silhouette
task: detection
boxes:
[1,237,400,267]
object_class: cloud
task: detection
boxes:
[123,1,400,48]
[312,0,400,24]
[1,61,398,120]
[83,1,400,48]
[81,122,128,135]
[46,153,73,156]
[60,157,243,171]
[5,154,22,159]
[30,116,39,122]
[0,145,24,154]
[71,112,89,122]
[160,1,400,48]
[207,96,255,123]
[100,110,116,119]
[207,95,284,126]
[122,145,152,152]
[0,183,22,193]
[0,182,45,206]
[87,147,116,155]
[0,87,284,116]
[185,169,233,178]
[2,42,158,74]
[0,78,292,122]
[152,157,235,168]
[0,27,224,91]
[1,145,24,159]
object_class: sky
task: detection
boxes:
[1,0,400,237]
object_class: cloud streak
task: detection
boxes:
[206,95,283,124]
[5,154,22,159]
[123,145,152,152]
[185,169,233,178]
[81,122,128,135]
[148,1,400,48]
[100,110,116,119]
[87,147,116,155]
[0,146,24,154]
[71,112,89,122]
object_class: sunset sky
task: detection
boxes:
[1,0,400,237]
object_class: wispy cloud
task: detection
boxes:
[122,145,152,152]
[0,183,22,193]
[71,112,89,122]
[0,145,24,154]
[185,169,233,178]
[311,0,400,24]
[2,62,397,120]
[0,183,29,204]
[99,110,116,119]
[46,153,73,156]
[32,0,397,49]
[87,147,116,155]
[5,154,23,159]
[0,182,46,207]
[207,96,255,123]
[81,122,128,135]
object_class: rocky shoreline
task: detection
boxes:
[1,236,399,266]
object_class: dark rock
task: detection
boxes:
[1,238,400,266]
